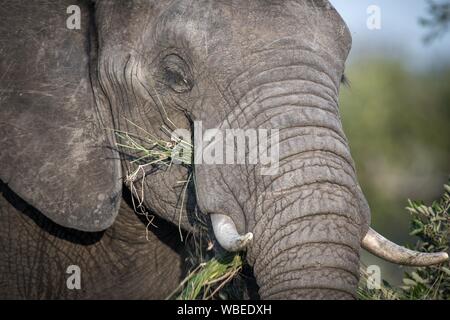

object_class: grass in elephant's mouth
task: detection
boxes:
[114,118,193,241]
[114,119,192,168]
[167,252,244,300]
[114,119,247,300]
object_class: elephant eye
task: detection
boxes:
[162,54,193,93]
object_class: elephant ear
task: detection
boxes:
[0,0,121,231]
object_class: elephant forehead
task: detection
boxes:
[156,0,351,64]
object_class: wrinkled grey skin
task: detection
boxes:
[0,0,370,299]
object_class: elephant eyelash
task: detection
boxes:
[341,73,350,87]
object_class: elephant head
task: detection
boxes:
[0,0,446,300]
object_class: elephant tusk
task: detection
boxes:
[362,227,449,266]
[210,213,253,252]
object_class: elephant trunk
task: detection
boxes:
[198,57,375,298]
[204,67,369,299]
[246,152,368,299]
[255,242,360,299]
[248,181,365,299]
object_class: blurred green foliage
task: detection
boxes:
[340,59,450,246]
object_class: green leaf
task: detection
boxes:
[441,267,450,276]
[411,272,428,284]
[402,278,417,286]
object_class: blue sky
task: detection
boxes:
[329,0,450,70]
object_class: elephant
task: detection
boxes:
[0,0,447,300]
